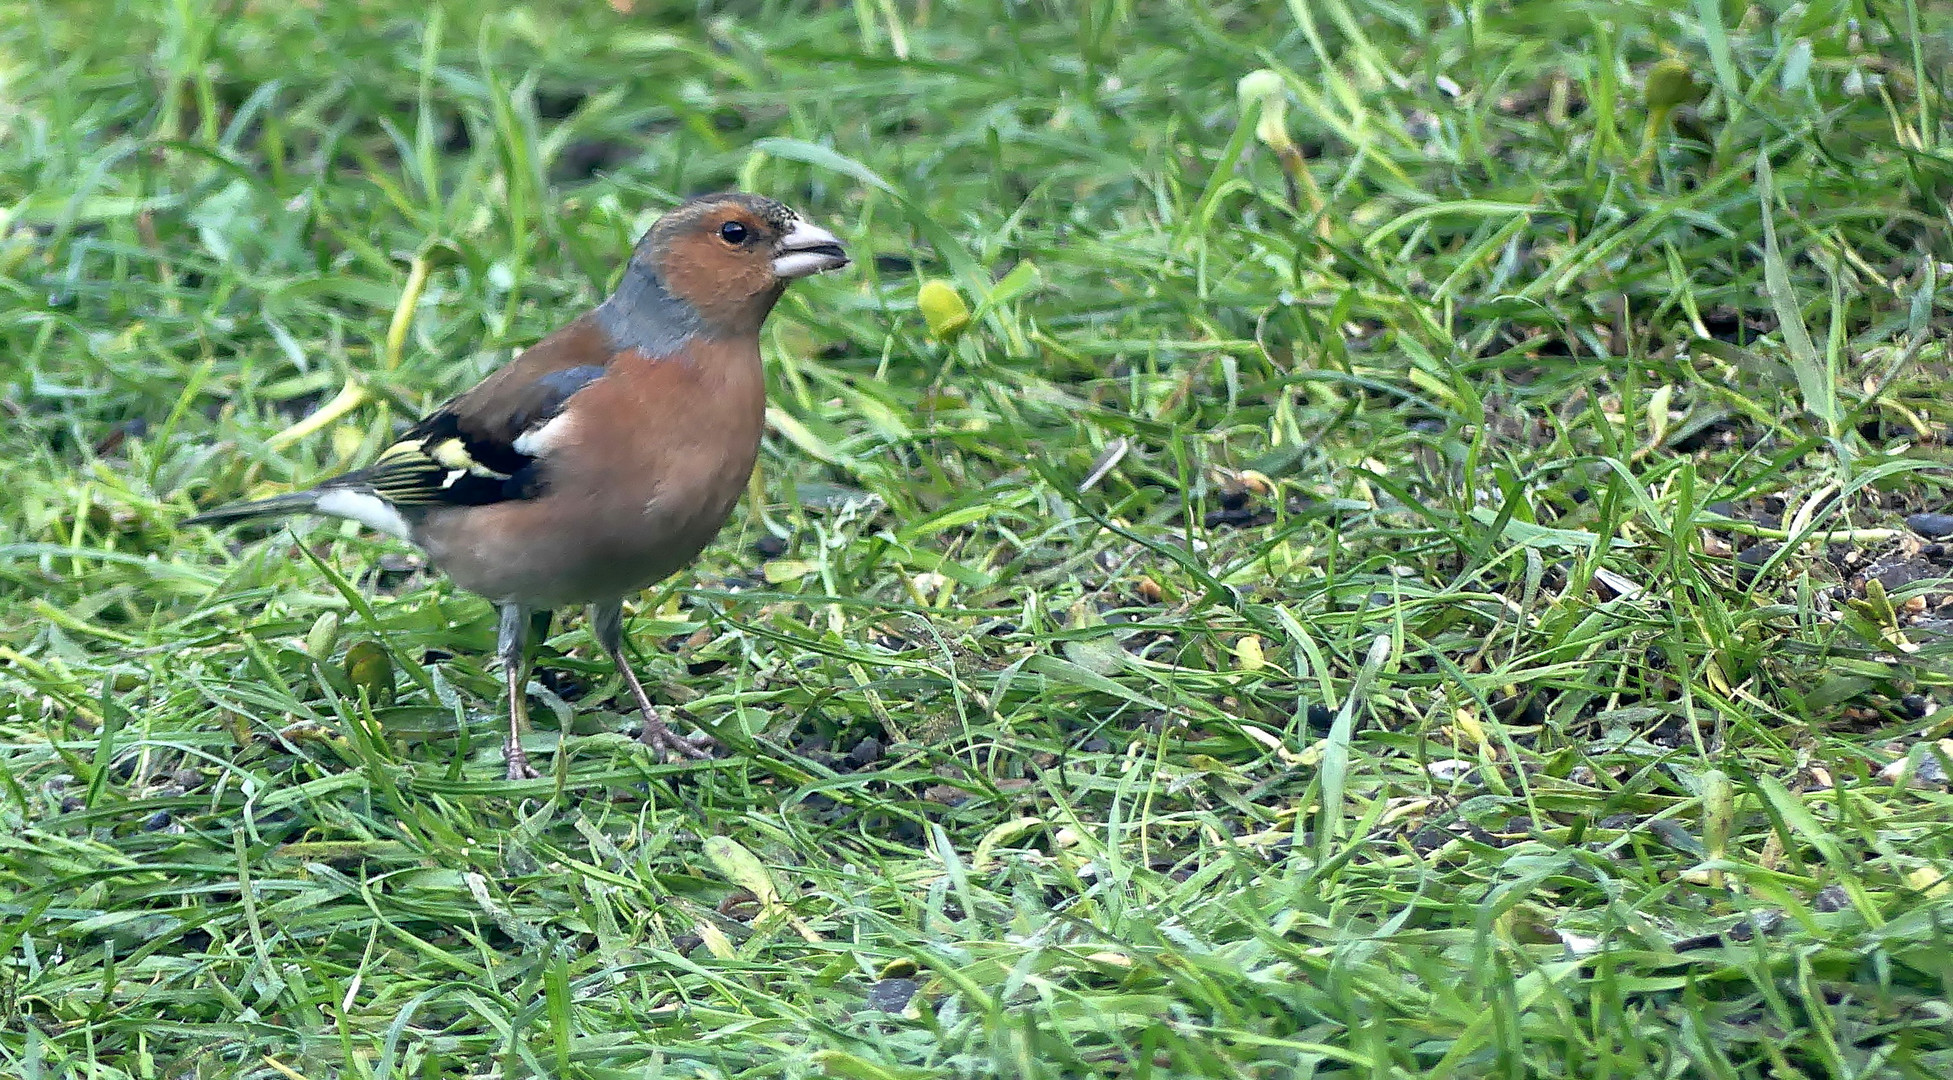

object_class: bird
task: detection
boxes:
[184,192,850,780]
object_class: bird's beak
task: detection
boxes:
[772,218,850,279]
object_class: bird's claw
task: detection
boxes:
[504,738,541,781]
[637,714,717,762]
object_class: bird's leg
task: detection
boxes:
[590,599,716,761]
[497,602,540,780]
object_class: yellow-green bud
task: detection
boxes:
[1644,59,1704,112]
[917,279,970,341]
[1237,69,1285,111]
[1237,69,1294,154]
[305,611,340,661]
[0,230,33,279]
[343,640,394,705]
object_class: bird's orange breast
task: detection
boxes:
[411,337,766,608]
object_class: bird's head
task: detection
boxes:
[621,192,849,341]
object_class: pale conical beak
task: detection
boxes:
[772,218,850,279]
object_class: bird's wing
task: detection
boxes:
[328,319,615,509]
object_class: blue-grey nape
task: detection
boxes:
[596,262,703,357]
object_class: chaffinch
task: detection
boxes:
[186,192,850,779]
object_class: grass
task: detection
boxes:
[4,0,1953,1075]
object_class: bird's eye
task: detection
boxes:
[718,221,749,245]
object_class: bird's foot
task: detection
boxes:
[637,711,716,762]
[504,737,541,781]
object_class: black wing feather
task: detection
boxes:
[331,363,606,510]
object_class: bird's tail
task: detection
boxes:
[181,490,322,529]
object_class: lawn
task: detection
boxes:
[4,0,1953,1076]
